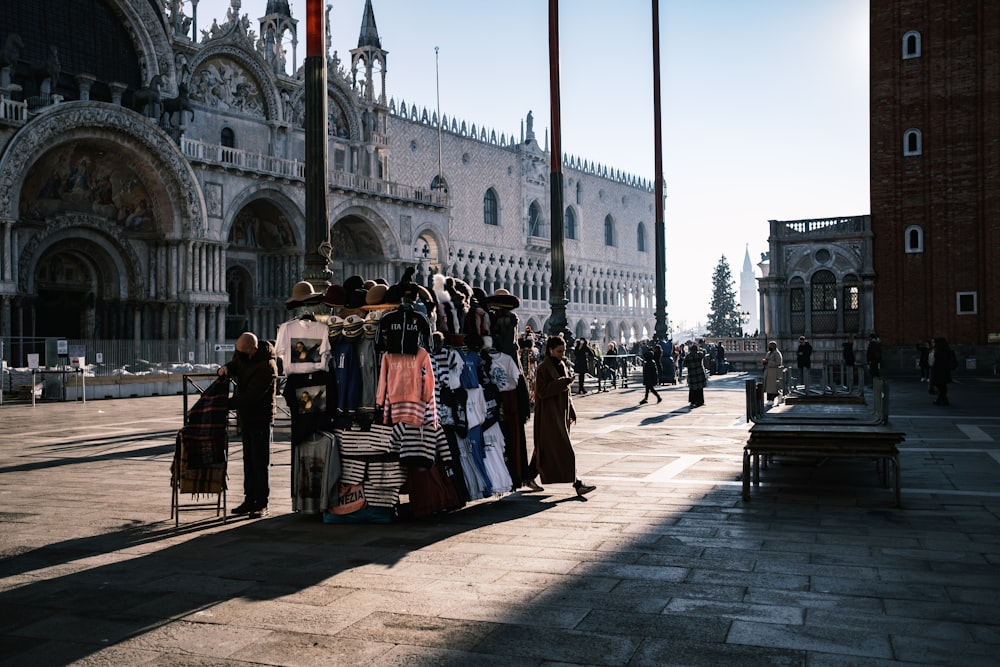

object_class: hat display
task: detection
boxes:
[327,315,345,337]
[286,281,323,305]
[486,287,520,310]
[364,283,388,306]
[362,312,380,338]
[322,284,347,308]
[346,288,368,310]
[343,314,365,339]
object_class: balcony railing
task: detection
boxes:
[0,96,28,125]
[180,138,447,207]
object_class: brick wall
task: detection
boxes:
[869,0,1000,348]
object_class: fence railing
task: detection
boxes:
[2,337,233,378]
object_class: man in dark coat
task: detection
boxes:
[796,335,813,392]
[930,337,956,406]
[219,332,278,517]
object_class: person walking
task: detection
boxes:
[639,348,662,405]
[929,336,956,406]
[762,340,783,403]
[526,336,596,497]
[916,338,932,382]
[796,335,813,393]
[572,338,592,395]
[843,338,857,390]
[684,343,708,407]
[218,332,278,518]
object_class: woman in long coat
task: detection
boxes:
[762,340,783,401]
[527,336,596,497]
[684,343,708,407]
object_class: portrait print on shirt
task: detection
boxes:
[296,385,327,414]
[291,338,323,364]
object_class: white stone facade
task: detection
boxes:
[0,0,656,365]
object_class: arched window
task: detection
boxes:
[565,207,577,240]
[843,274,861,333]
[528,201,543,237]
[604,215,615,246]
[636,222,647,252]
[811,269,837,334]
[221,127,235,147]
[904,128,922,156]
[904,225,924,253]
[430,174,449,193]
[789,276,805,334]
[483,188,499,226]
[902,30,921,59]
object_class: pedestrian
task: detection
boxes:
[929,336,956,406]
[572,338,592,395]
[677,343,686,382]
[684,343,708,407]
[218,332,278,518]
[526,336,596,497]
[796,335,813,392]
[605,341,620,384]
[843,338,857,390]
[761,340,783,403]
[867,333,883,379]
[916,338,932,382]
[715,341,726,374]
[651,342,664,381]
[639,348,662,405]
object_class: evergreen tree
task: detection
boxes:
[707,256,741,337]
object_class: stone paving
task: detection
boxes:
[0,371,998,666]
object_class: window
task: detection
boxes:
[636,222,646,252]
[483,188,498,226]
[904,128,922,156]
[843,274,861,333]
[904,225,924,253]
[604,214,615,246]
[221,127,235,148]
[811,270,837,311]
[902,30,921,59]
[431,174,449,193]
[565,207,577,240]
[957,292,977,315]
[528,201,543,237]
[576,181,583,205]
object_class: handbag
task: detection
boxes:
[331,482,367,515]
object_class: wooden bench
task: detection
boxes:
[742,379,905,506]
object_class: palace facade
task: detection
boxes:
[0,0,658,366]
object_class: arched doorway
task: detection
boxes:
[329,215,390,283]
[33,237,125,338]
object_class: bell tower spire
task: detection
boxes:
[350,0,389,180]
[351,0,387,105]
[259,0,298,75]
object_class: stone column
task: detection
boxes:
[75,73,96,101]
[109,81,128,106]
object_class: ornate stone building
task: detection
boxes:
[757,215,875,361]
[0,0,657,366]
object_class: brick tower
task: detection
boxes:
[869,1,1000,350]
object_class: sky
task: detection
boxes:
[196,0,871,334]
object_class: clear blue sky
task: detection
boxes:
[198,0,871,333]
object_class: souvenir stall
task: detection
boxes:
[277,268,532,524]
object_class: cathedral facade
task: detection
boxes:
[0,0,657,367]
